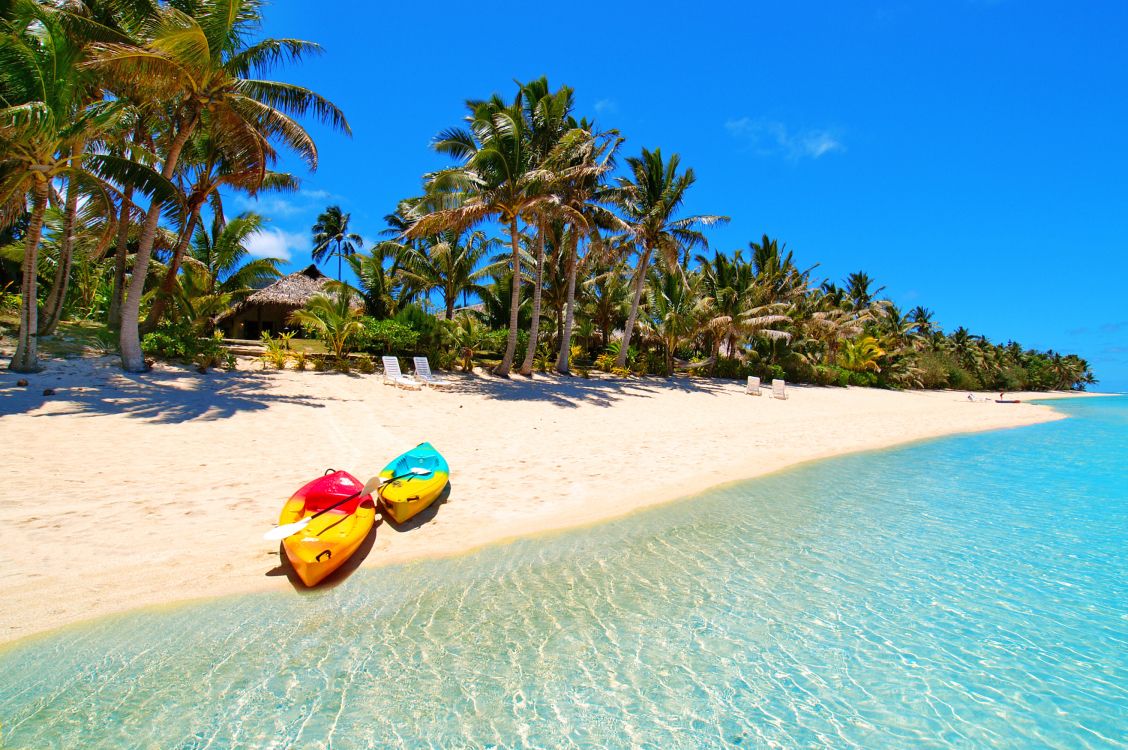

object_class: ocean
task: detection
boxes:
[1,397,1125,748]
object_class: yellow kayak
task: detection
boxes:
[278,470,377,586]
[378,442,450,524]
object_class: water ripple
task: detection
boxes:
[1,398,1127,748]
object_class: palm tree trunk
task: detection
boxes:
[494,218,522,377]
[141,204,200,333]
[616,246,651,368]
[556,230,580,374]
[10,181,50,373]
[107,183,134,330]
[40,153,84,336]
[120,114,198,372]
[519,222,547,376]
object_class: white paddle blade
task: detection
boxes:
[263,516,311,541]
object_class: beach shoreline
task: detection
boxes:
[0,356,1104,646]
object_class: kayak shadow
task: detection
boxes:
[264,513,383,592]
[383,482,452,533]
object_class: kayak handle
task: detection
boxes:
[316,550,331,562]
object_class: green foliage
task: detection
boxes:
[359,318,420,354]
[289,285,365,359]
[594,352,616,372]
[713,357,747,380]
[142,321,234,371]
[0,283,18,313]
[259,332,291,369]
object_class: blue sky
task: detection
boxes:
[235,1,1128,391]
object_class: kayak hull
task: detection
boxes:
[379,442,450,524]
[279,470,377,587]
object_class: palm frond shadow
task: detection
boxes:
[443,371,733,408]
[0,362,333,423]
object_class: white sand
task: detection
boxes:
[0,356,1094,645]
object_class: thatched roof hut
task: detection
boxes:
[217,264,333,339]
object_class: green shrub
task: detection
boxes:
[359,318,419,354]
[848,371,878,387]
[916,351,951,389]
[594,352,616,372]
[713,357,747,380]
[142,321,235,371]
[947,365,982,391]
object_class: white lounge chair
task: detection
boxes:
[746,376,761,396]
[413,356,450,387]
[382,356,420,389]
[772,378,788,400]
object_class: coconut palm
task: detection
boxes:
[187,211,282,300]
[0,1,172,371]
[411,92,553,377]
[608,148,728,368]
[584,262,631,350]
[144,126,298,331]
[89,0,350,371]
[639,265,705,376]
[311,205,362,281]
[396,228,494,320]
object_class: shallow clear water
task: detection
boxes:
[2,398,1126,749]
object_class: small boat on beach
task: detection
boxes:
[277,470,378,586]
[378,442,450,524]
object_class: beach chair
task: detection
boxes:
[771,378,788,400]
[382,356,420,389]
[413,356,451,387]
[746,376,761,396]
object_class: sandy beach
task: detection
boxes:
[0,357,1092,645]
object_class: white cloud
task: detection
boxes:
[594,98,617,115]
[229,187,341,219]
[245,228,307,262]
[725,117,844,160]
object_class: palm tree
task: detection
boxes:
[396,228,494,320]
[188,211,282,300]
[90,0,350,371]
[608,148,728,368]
[411,91,553,377]
[584,262,631,350]
[311,205,362,281]
[144,127,298,331]
[0,1,171,371]
[639,265,704,375]
[288,282,364,360]
[696,249,790,372]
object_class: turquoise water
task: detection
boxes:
[2,398,1126,749]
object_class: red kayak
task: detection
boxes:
[276,470,378,586]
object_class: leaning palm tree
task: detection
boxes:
[89,0,350,371]
[608,148,728,368]
[311,204,362,281]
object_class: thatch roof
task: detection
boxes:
[217,264,332,320]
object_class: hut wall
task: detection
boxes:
[221,304,302,339]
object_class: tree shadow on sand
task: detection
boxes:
[444,372,733,408]
[0,362,333,423]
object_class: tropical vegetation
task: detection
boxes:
[0,4,1094,391]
